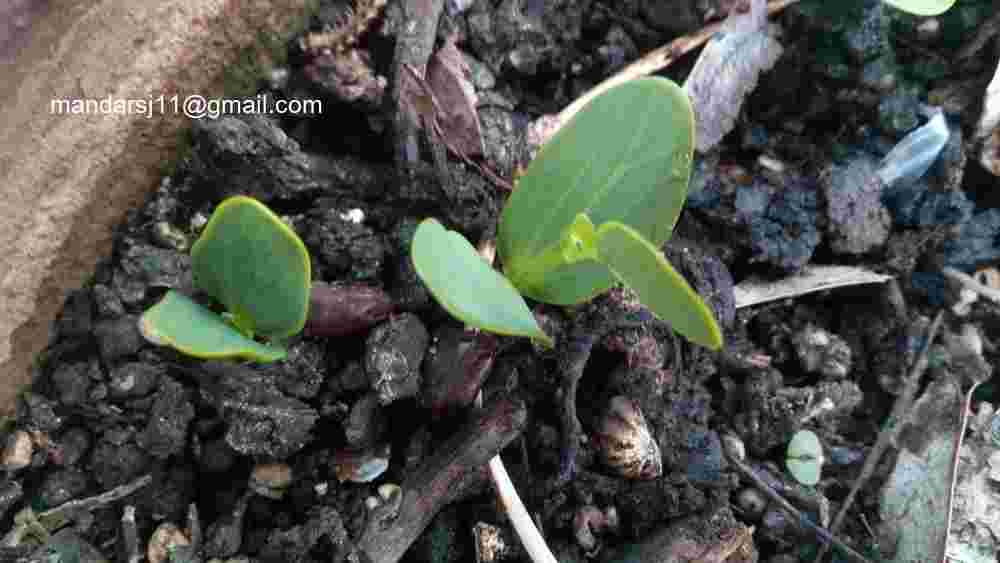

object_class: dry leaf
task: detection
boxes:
[426,37,484,156]
[683,0,783,152]
[733,265,893,308]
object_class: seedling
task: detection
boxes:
[411,77,722,350]
[140,196,311,362]
[881,0,955,16]
[786,429,825,486]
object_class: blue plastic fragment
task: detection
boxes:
[877,110,950,188]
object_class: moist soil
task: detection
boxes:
[5,1,1000,563]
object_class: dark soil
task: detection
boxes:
[6,1,1000,563]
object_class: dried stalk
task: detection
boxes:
[725,452,872,563]
[545,0,801,143]
[488,457,559,563]
[814,311,945,563]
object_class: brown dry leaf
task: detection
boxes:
[683,0,783,152]
[399,63,441,133]
[426,37,484,157]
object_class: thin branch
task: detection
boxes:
[725,452,873,563]
[814,311,945,563]
[546,0,801,143]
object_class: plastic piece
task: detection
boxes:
[877,110,950,188]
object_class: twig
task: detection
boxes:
[814,311,945,563]
[544,0,801,143]
[941,379,984,563]
[46,474,152,520]
[724,452,873,563]
[356,398,526,563]
[942,267,1000,305]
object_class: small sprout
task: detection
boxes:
[881,0,955,16]
[411,77,722,350]
[593,396,662,480]
[139,196,312,362]
[786,429,825,486]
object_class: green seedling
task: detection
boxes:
[881,0,955,16]
[140,196,311,362]
[411,77,722,350]
[786,429,825,486]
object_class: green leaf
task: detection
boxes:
[594,221,722,350]
[881,0,955,15]
[499,76,695,305]
[786,429,824,486]
[410,218,553,347]
[139,290,287,362]
[191,196,311,339]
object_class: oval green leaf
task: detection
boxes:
[594,221,722,350]
[140,290,287,362]
[499,76,695,305]
[191,196,311,339]
[786,429,824,486]
[411,219,553,347]
[881,0,955,15]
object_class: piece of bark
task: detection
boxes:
[356,397,527,563]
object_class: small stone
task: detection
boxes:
[108,362,162,399]
[507,44,541,75]
[365,313,429,405]
[721,434,746,462]
[2,431,33,471]
[737,488,768,520]
[147,523,191,563]
[93,316,145,364]
[152,222,190,251]
[49,362,94,406]
[251,463,293,499]
[793,325,853,379]
[916,18,941,42]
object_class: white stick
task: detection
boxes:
[487,456,559,563]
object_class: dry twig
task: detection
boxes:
[724,452,873,563]
[544,0,801,144]
[814,311,945,563]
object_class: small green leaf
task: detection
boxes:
[500,77,695,305]
[191,196,311,339]
[786,429,824,486]
[410,219,553,347]
[594,221,722,350]
[881,0,955,15]
[140,290,287,362]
